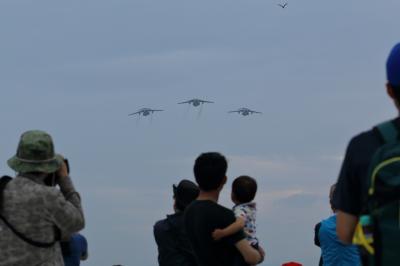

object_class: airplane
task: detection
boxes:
[277,3,288,8]
[178,98,214,107]
[128,108,163,117]
[229,108,262,116]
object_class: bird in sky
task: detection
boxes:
[277,3,288,8]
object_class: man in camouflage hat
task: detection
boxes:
[0,130,85,266]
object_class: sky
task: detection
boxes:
[0,0,399,265]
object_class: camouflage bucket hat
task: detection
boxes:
[7,130,63,173]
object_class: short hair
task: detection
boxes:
[232,176,257,203]
[193,152,228,191]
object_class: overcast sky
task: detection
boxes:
[1,0,400,265]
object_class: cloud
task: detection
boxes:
[273,192,326,209]
[228,155,307,176]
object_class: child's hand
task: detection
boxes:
[212,229,225,241]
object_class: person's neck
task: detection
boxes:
[197,190,220,203]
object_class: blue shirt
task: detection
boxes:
[319,215,361,266]
[63,234,88,266]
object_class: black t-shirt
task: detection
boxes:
[334,118,400,215]
[184,200,246,266]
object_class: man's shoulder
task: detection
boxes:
[154,213,183,233]
[154,217,170,234]
[319,216,337,238]
[8,177,62,202]
[321,215,336,226]
[72,234,87,244]
[186,200,233,215]
[348,128,377,148]
[185,201,236,229]
[348,118,400,150]
[344,126,383,161]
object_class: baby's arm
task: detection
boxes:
[212,217,246,241]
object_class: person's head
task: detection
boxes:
[173,179,199,212]
[193,152,228,192]
[329,184,337,212]
[7,130,63,179]
[386,43,400,109]
[231,176,258,204]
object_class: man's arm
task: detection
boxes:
[314,222,321,247]
[213,217,245,240]
[334,137,363,244]
[336,210,358,244]
[235,239,263,265]
[46,176,85,239]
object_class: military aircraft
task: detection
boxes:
[128,108,163,117]
[229,108,262,116]
[178,98,214,107]
[277,3,288,8]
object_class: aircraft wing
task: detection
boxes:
[178,100,191,104]
[128,111,141,116]
[251,111,262,114]
[228,110,240,113]
[200,100,214,103]
[152,109,164,112]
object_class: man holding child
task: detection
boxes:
[184,152,264,266]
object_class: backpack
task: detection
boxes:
[354,121,400,266]
[0,175,60,248]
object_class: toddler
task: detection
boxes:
[212,175,259,249]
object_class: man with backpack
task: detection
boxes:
[334,43,400,265]
[0,130,85,266]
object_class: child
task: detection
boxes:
[212,175,259,249]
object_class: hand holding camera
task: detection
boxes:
[57,157,70,180]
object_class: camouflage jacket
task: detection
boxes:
[0,175,84,266]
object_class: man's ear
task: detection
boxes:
[218,176,227,191]
[387,83,396,99]
[387,83,400,110]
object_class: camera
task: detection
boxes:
[44,158,70,187]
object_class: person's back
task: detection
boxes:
[319,215,361,266]
[154,212,197,266]
[154,179,199,266]
[1,177,82,266]
[0,130,84,266]
[63,233,88,266]
[185,200,246,266]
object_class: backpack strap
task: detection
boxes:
[0,176,57,248]
[0,176,12,210]
[376,121,399,144]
